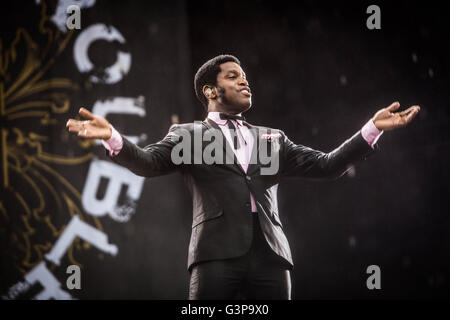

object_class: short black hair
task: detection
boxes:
[194,54,241,110]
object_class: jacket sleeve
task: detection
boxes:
[281,130,378,179]
[107,124,185,177]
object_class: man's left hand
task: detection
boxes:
[372,101,420,131]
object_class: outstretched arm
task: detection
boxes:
[281,101,420,179]
[66,107,182,177]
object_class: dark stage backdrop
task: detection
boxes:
[1,0,449,299]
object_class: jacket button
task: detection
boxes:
[245,202,251,207]
[245,175,251,181]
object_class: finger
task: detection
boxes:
[66,119,83,131]
[387,101,400,112]
[68,126,81,133]
[400,105,421,116]
[66,119,78,127]
[66,119,86,127]
[79,107,95,120]
[77,128,89,138]
[404,107,420,124]
[399,106,416,116]
[66,118,85,126]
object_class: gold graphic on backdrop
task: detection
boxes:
[0,0,103,275]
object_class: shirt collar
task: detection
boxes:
[207,112,244,126]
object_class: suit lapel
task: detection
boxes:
[244,122,262,176]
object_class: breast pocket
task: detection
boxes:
[192,209,224,228]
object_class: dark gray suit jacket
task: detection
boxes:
[109,118,377,270]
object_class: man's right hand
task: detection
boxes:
[66,107,112,140]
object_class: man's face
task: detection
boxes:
[215,62,252,114]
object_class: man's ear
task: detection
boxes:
[203,85,216,99]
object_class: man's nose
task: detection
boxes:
[238,77,249,86]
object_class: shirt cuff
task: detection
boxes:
[101,125,123,156]
[361,119,383,149]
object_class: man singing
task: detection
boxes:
[66,54,420,299]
